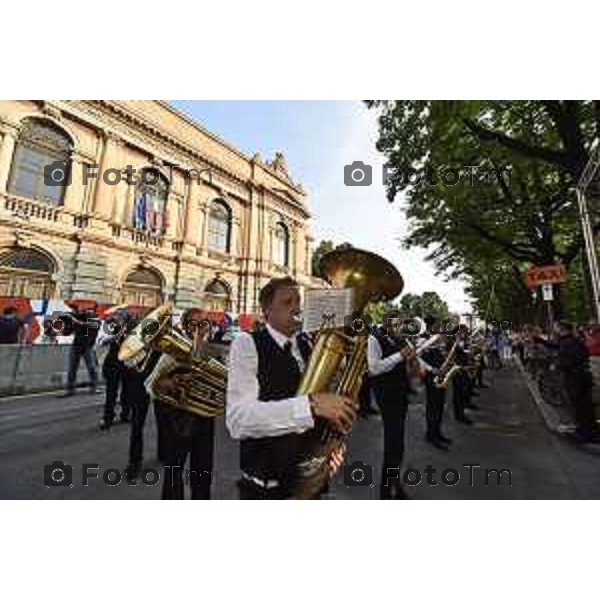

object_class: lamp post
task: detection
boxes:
[577,139,600,323]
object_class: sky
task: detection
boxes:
[171,100,472,314]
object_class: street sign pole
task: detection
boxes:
[541,283,555,331]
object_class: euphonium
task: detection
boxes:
[118,304,227,418]
[291,248,403,499]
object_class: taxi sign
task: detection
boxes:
[525,264,567,288]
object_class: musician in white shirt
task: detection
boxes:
[226,276,354,499]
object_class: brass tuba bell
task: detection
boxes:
[292,248,403,499]
[118,304,227,418]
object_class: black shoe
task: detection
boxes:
[365,406,379,415]
[425,435,449,451]
[99,418,113,431]
[118,414,131,424]
[465,403,480,411]
[456,416,474,425]
[479,384,489,389]
[437,433,453,445]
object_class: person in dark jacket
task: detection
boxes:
[555,321,598,443]
[122,316,162,479]
[99,312,131,430]
[0,307,24,344]
[60,306,100,396]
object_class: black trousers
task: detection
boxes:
[374,385,409,498]
[124,372,160,467]
[452,372,471,420]
[102,363,129,421]
[425,374,446,438]
[566,374,596,438]
[476,357,485,387]
[159,404,215,500]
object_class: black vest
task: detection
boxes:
[369,331,409,396]
[240,327,313,485]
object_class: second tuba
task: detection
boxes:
[118,304,227,418]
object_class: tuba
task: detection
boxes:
[291,248,403,499]
[118,304,227,418]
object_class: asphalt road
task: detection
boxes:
[1,363,599,499]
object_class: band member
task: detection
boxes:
[452,325,475,425]
[98,312,130,430]
[226,276,353,500]
[123,316,162,479]
[368,311,414,499]
[419,319,452,450]
[145,309,217,499]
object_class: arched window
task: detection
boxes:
[274,222,289,267]
[207,200,231,253]
[121,267,163,307]
[8,118,73,206]
[132,168,169,234]
[0,247,55,298]
[204,278,230,311]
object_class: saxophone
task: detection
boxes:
[291,248,404,499]
[433,338,462,389]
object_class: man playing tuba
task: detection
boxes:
[226,276,353,500]
[145,308,218,500]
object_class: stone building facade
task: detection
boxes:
[0,100,320,313]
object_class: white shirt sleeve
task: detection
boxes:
[225,332,314,440]
[367,334,404,376]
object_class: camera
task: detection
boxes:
[401,317,424,337]
[344,161,372,186]
[103,316,125,337]
[44,311,74,337]
[44,461,74,487]
[43,160,72,187]
[441,318,460,336]
[343,311,372,337]
[344,461,373,487]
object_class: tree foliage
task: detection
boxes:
[367,100,600,324]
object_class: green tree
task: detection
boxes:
[398,291,450,320]
[311,240,353,279]
[367,100,600,322]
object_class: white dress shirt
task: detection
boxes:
[367,333,405,376]
[226,323,314,440]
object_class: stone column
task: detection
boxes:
[63,151,85,213]
[184,181,200,246]
[93,132,122,219]
[165,192,181,239]
[291,228,298,275]
[231,215,241,256]
[119,181,136,226]
[200,203,211,254]
[0,125,18,194]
